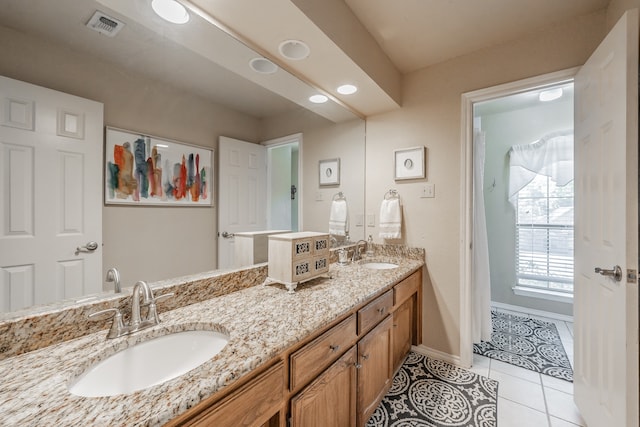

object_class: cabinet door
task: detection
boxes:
[392,297,413,373]
[357,316,393,426]
[291,347,357,427]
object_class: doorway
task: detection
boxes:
[473,81,575,315]
[459,68,578,368]
[264,133,301,232]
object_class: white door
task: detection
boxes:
[0,76,103,312]
[574,10,639,427]
[217,136,266,269]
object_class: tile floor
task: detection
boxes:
[471,307,585,427]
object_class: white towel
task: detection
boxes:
[379,198,402,239]
[329,199,348,236]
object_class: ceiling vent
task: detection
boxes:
[86,11,125,37]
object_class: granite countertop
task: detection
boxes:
[0,257,422,426]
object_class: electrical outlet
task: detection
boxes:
[315,192,324,201]
[367,213,375,227]
[356,214,364,227]
[421,183,435,198]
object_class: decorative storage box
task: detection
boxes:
[265,231,330,292]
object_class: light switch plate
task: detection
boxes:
[315,192,323,201]
[421,183,435,198]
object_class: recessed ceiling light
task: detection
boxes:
[279,40,310,60]
[538,87,563,102]
[309,94,328,104]
[151,0,190,24]
[249,58,278,74]
[337,84,357,95]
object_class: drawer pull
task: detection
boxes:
[377,307,385,314]
[329,344,340,352]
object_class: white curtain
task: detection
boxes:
[508,130,574,205]
[472,130,492,343]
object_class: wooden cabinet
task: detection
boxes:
[391,297,413,372]
[357,290,392,335]
[171,362,286,427]
[290,314,357,392]
[171,269,422,427]
[290,347,357,427]
[357,315,393,426]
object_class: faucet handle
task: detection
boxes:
[88,308,125,339]
[146,292,174,324]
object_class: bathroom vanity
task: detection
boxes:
[0,248,423,426]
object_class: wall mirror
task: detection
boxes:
[0,0,365,317]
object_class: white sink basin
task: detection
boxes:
[362,262,399,270]
[68,330,229,397]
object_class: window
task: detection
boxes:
[515,174,573,293]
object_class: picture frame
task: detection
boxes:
[104,127,214,206]
[394,146,426,180]
[319,158,340,186]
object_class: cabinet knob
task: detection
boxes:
[361,354,369,360]
[329,344,340,352]
[377,307,385,314]
[355,363,362,369]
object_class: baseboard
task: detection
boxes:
[491,301,574,323]
[411,345,466,368]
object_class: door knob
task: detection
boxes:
[220,231,234,239]
[76,241,98,255]
[594,265,622,282]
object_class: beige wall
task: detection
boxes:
[0,25,261,287]
[365,10,607,357]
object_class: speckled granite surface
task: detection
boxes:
[0,254,423,427]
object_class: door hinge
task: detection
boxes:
[627,269,637,283]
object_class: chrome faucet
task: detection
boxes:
[88,280,173,339]
[130,280,154,329]
[353,240,368,262]
[105,267,121,293]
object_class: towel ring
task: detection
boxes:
[333,191,346,201]
[384,189,399,200]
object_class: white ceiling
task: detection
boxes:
[344,0,610,73]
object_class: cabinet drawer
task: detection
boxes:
[185,361,285,427]
[290,314,357,391]
[394,271,420,306]
[358,290,393,335]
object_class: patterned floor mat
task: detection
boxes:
[474,310,573,382]
[366,352,498,427]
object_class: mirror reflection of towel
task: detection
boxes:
[329,199,348,236]
[379,198,402,239]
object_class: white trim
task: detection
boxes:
[411,345,465,368]
[459,67,579,372]
[491,300,574,323]
[512,286,573,304]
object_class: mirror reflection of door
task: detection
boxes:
[217,135,300,269]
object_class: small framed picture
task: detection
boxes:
[394,146,426,180]
[319,158,340,186]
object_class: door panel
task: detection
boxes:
[573,10,638,427]
[217,136,266,269]
[0,76,103,312]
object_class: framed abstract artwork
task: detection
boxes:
[104,127,213,206]
[394,146,426,180]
